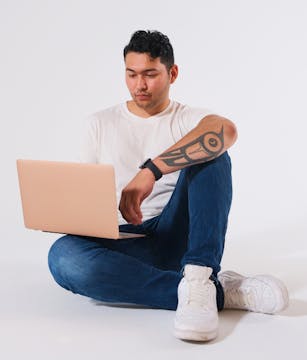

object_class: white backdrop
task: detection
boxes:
[1,0,306,272]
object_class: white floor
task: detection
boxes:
[1,225,307,360]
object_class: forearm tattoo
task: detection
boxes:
[159,127,224,167]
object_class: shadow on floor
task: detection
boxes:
[281,299,307,317]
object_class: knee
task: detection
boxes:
[186,152,233,211]
[48,235,85,290]
[182,151,230,176]
[48,235,112,293]
[187,152,232,187]
[208,152,232,188]
[199,151,231,174]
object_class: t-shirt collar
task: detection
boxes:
[123,99,174,120]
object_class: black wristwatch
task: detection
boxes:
[139,158,163,181]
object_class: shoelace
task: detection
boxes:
[187,279,212,308]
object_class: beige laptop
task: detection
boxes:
[16,159,146,239]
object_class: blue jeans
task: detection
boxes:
[48,152,232,311]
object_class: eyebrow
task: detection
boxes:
[126,68,159,73]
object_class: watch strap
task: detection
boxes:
[139,158,163,181]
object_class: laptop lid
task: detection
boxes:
[16,159,145,239]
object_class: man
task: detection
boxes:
[48,30,289,342]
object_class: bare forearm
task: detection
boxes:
[152,115,238,175]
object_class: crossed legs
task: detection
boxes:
[48,153,232,311]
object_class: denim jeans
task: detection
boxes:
[48,152,232,311]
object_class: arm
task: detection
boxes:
[152,114,237,174]
[119,115,238,225]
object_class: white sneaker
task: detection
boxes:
[218,271,289,314]
[174,265,219,341]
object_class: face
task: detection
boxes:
[125,52,178,116]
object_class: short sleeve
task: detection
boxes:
[179,106,215,136]
[79,115,100,163]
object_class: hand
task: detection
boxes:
[119,169,156,225]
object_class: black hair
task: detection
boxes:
[123,30,174,71]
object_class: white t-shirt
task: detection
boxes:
[80,100,213,225]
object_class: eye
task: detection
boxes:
[128,73,136,78]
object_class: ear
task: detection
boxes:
[169,64,178,84]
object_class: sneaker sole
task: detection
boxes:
[174,328,218,342]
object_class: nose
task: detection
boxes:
[136,75,147,91]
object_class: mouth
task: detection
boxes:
[135,94,151,100]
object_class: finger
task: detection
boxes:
[133,198,143,221]
[122,192,139,225]
[119,194,132,223]
[120,190,142,225]
[127,194,143,225]
[127,204,142,225]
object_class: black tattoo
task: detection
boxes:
[159,127,224,167]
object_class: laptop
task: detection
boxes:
[16,159,146,239]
